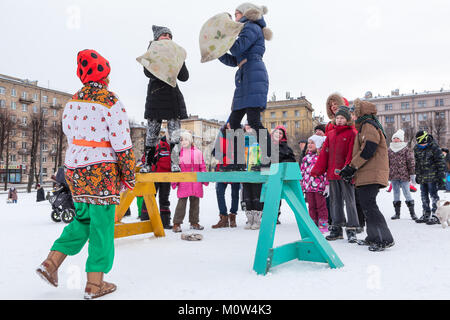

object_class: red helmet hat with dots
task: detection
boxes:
[76,49,111,85]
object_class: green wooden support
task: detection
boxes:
[253,163,344,275]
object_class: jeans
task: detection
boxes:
[216,182,240,215]
[420,182,439,214]
[329,180,360,228]
[391,180,413,202]
[356,184,394,245]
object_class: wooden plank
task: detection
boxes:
[137,172,198,183]
[197,171,268,183]
[114,221,153,239]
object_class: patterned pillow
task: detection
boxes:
[136,40,187,87]
[199,12,244,63]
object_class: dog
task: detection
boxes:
[436,200,450,228]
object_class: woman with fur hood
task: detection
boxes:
[340,99,394,252]
[325,93,350,135]
[388,129,417,220]
[219,3,273,171]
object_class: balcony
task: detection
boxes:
[49,103,63,109]
[18,149,30,155]
[19,97,34,104]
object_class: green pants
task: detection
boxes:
[137,196,144,217]
[51,202,116,274]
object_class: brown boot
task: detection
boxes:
[172,223,182,233]
[212,215,229,229]
[36,251,67,287]
[84,272,117,300]
[229,213,237,228]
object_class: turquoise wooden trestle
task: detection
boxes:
[123,162,344,275]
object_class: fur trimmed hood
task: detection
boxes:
[237,3,273,41]
[326,93,347,120]
[353,98,377,119]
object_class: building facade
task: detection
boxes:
[360,89,450,147]
[0,74,72,184]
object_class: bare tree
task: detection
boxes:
[26,110,46,193]
[0,109,16,190]
[49,122,65,174]
[425,115,446,147]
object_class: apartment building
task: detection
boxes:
[0,74,72,183]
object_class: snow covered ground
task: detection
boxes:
[1,184,450,300]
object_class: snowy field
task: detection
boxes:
[1,184,450,300]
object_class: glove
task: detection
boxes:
[323,185,330,198]
[339,165,357,184]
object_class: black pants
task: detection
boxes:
[242,183,264,211]
[354,189,366,228]
[356,184,394,244]
[228,108,271,164]
[155,182,171,212]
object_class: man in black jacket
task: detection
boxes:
[141,25,189,173]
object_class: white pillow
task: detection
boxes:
[199,12,244,63]
[136,40,187,88]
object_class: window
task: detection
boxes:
[295,121,300,128]
[282,111,288,118]
[401,114,411,122]
[42,107,48,115]
[271,122,276,129]
[418,100,427,108]
[53,109,58,117]
[0,87,5,95]
[436,112,445,119]
[385,104,393,111]
[11,101,16,110]
[52,156,57,163]
[21,92,27,99]
[10,115,16,123]
[42,144,48,151]
[22,117,27,125]
[42,95,48,103]
[22,104,28,112]
[22,142,27,149]
[53,97,57,105]
[43,120,48,127]
[282,121,288,127]
[22,131,27,138]
[0,100,5,108]
[42,156,47,164]
[11,88,16,97]
[33,93,38,101]
[385,116,395,123]
[10,154,16,162]
[270,112,276,118]
[401,102,410,110]
[33,105,38,113]
[434,99,444,107]
[418,113,428,121]
[295,110,300,117]
[22,155,27,163]
[53,121,57,128]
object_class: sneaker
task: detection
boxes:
[172,224,182,233]
[190,223,204,231]
[325,226,344,241]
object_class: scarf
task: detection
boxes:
[389,142,408,153]
[355,114,386,138]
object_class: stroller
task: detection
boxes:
[49,168,76,224]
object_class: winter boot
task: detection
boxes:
[426,214,441,225]
[229,213,237,228]
[251,211,262,230]
[391,201,402,220]
[190,223,205,230]
[345,228,358,243]
[416,211,431,224]
[160,210,173,229]
[36,251,67,287]
[212,215,229,229]
[318,219,328,234]
[84,272,117,300]
[244,211,254,230]
[140,146,156,173]
[405,200,418,220]
[170,143,181,172]
[172,224,182,233]
[326,226,344,241]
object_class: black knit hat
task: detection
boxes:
[335,106,351,121]
[314,124,326,134]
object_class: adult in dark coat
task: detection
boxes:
[36,184,46,202]
[142,25,189,173]
[219,3,273,170]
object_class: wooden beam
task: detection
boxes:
[114,221,153,239]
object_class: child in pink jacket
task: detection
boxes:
[301,135,329,233]
[172,131,208,233]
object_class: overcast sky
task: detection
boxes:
[1,0,450,124]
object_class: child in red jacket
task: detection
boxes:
[311,106,360,243]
